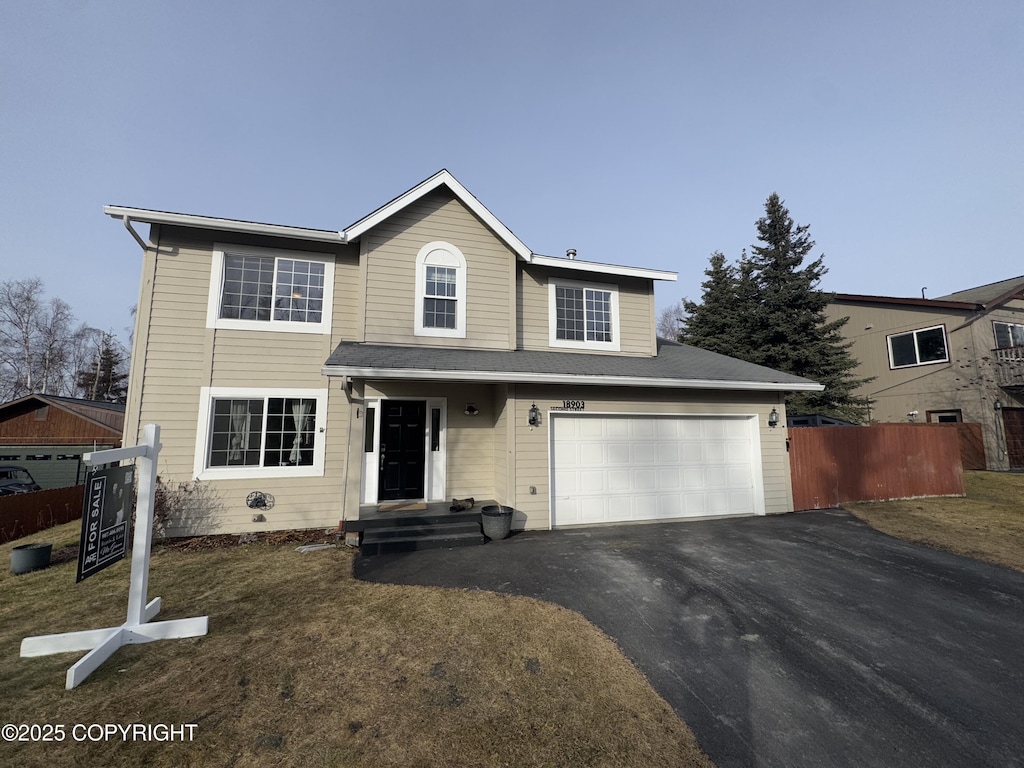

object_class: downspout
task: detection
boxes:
[122,215,149,251]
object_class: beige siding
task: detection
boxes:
[129,226,360,535]
[517,265,655,356]
[508,385,791,530]
[363,189,515,349]
[492,384,509,504]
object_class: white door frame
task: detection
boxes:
[361,397,447,504]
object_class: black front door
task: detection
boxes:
[378,400,427,500]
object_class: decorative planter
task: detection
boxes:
[481,505,514,541]
[11,542,53,575]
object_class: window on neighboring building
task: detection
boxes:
[195,388,326,479]
[887,325,948,369]
[927,409,962,423]
[994,321,1024,350]
[207,245,334,334]
[414,242,467,338]
[548,279,620,351]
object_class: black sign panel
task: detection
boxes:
[76,465,135,583]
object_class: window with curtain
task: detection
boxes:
[208,396,317,468]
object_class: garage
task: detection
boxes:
[550,414,765,527]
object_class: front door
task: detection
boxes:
[1003,408,1024,470]
[378,400,427,500]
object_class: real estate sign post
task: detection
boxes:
[20,424,209,690]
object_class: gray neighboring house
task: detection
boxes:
[108,169,821,536]
[827,275,1024,470]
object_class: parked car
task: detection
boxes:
[0,465,42,495]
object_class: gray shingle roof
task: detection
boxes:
[934,275,1024,304]
[323,339,821,391]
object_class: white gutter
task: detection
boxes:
[320,365,823,392]
[526,254,677,282]
[103,206,347,244]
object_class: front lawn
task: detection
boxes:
[844,471,1024,572]
[0,523,713,768]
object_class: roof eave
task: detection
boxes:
[321,365,822,392]
[831,293,980,311]
[526,254,677,282]
[103,206,347,245]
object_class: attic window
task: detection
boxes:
[414,241,467,338]
[35,406,49,421]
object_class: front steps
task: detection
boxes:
[347,511,486,556]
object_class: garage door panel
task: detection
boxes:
[552,415,762,527]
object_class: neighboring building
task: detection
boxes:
[0,394,125,488]
[826,276,1024,470]
[107,170,820,536]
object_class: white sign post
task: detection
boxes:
[20,424,209,690]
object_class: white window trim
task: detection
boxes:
[414,241,467,338]
[994,321,1024,349]
[548,278,620,352]
[886,324,949,369]
[194,387,328,480]
[206,243,335,335]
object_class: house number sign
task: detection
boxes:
[557,400,585,411]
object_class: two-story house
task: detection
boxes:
[107,170,820,537]
[826,276,1024,471]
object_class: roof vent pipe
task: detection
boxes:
[566,249,576,260]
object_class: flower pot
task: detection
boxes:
[11,542,52,575]
[481,505,514,541]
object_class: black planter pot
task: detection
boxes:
[481,505,514,541]
[11,542,53,575]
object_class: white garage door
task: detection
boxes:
[551,414,763,527]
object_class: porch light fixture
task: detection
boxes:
[464,404,479,416]
[768,408,779,429]
[528,403,541,428]
[994,401,1002,413]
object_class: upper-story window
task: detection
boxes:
[548,278,620,351]
[887,325,948,369]
[415,242,466,338]
[207,244,334,334]
[993,321,1024,350]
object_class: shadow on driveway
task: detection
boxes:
[355,511,1024,768]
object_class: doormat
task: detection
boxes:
[378,502,428,513]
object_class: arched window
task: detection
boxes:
[414,241,467,338]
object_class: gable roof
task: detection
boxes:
[322,339,821,392]
[106,170,677,283]
[0,394,125,435]
[934,275,1024,307]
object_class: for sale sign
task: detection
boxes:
[76,465,135,583]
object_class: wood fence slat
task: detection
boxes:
[0,485,85,543]
[790,424,965,511]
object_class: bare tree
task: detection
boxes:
[656,301,685,340]
[0,278,44,397]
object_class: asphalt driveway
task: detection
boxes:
[355,511,1024,768]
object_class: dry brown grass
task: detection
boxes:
[845,471,1024,572]
[1,523,713,768]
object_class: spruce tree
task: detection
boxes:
[683,194,871,422]
[75,332,129,403]
[680,252,747,356]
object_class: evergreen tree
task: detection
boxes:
[683,194,871,422]
[680,252,748,356]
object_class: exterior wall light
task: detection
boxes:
[768,408,779,428]
[464,404,479,416]
[994,400,1002,413]
[528,403,541,427]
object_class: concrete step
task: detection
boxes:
[360,527,486,556]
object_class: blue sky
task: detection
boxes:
[2,0,1021,338]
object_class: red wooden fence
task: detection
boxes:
[0,485,84,544]
[789,425,965,511]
